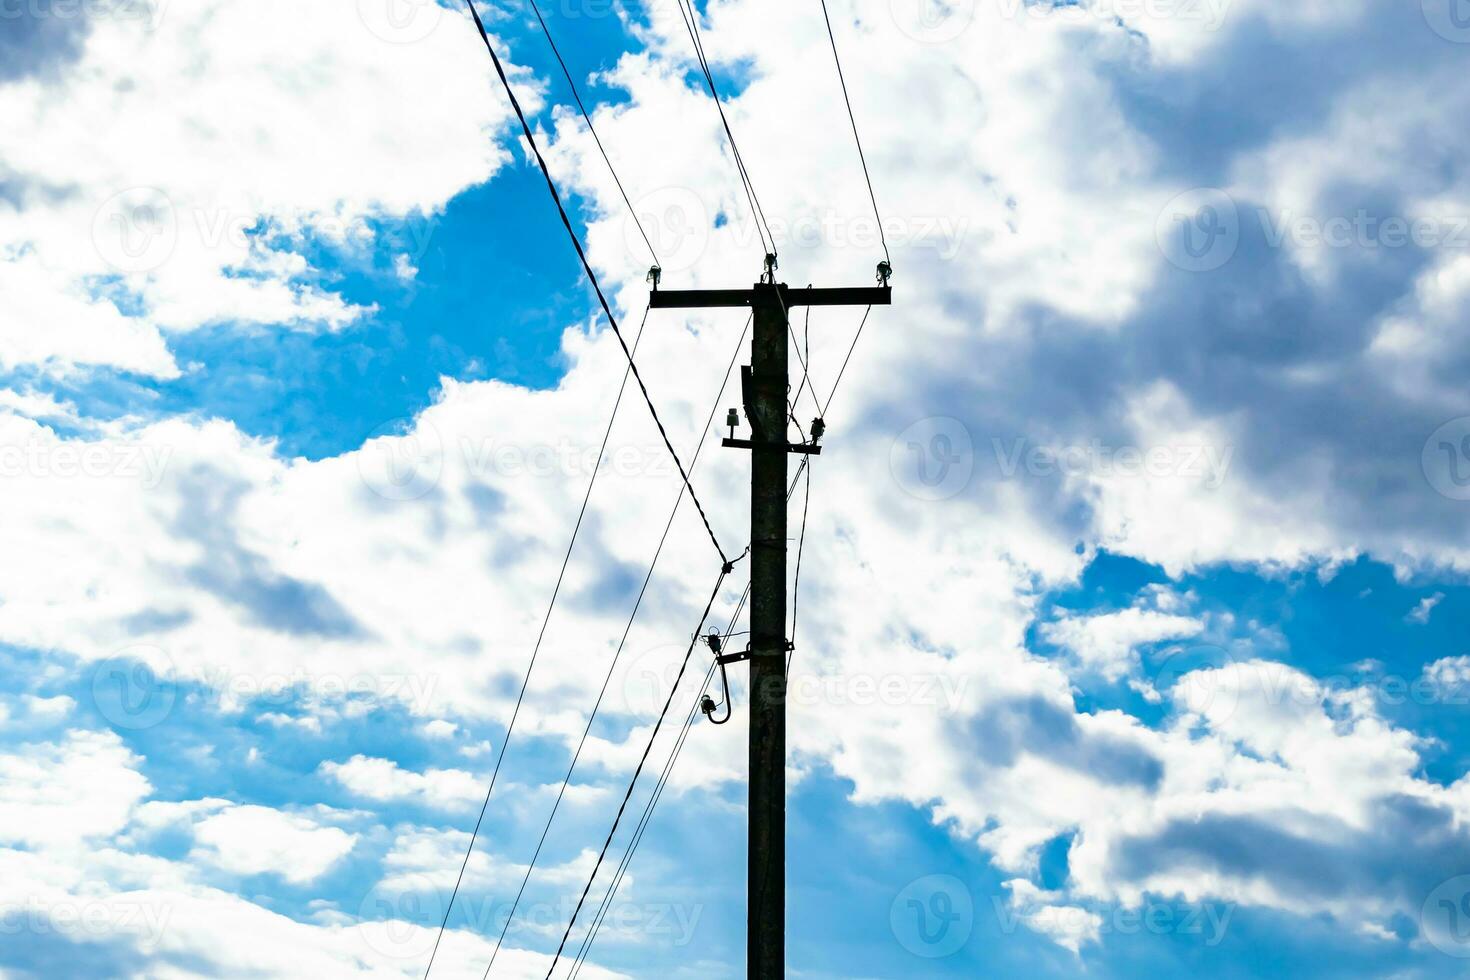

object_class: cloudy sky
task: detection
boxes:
[3,0,1470,976]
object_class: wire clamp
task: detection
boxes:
[647,265,662,290]
[761,252,779,284]
[876,260,892,286]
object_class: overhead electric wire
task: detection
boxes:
[787,459,811,674]
[786,289,825,420]
[479,312,752,974]
[421,304,651,980]
[817,0,890,267]
[463,0,729,566]
[525,0,659,267]
[540,566,731,979]
[567,586,748,977]
[821,304,871,418]
[568,464,807,973]
[673,0,775,258]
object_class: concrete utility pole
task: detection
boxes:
[649,259,891,978]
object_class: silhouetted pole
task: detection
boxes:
[650,263,890,978]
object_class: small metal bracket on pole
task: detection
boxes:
[720,437,822,455]
[717,640,792,667]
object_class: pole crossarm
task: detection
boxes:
[650,284,892,310]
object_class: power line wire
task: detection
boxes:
[821,304,871,419]
[480,312,751,973]
[567,585,747,977]
[420,304,652,979]
[817,0,890,266]
[673,0,775,258]
[525,0,659,267]
[540,566,731,979]
[568,463,807,973]
[463,0,729,565]
[787,458,811,674]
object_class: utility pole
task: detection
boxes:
[650,257,891,978]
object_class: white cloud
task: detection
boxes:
[320,755,484,812]
[1406,592,1444,625]
[190,805,356,885]
[0,0,527,377]
[1,0,1469,970]
[421,719,457,739]
[0,729,150,848]
[1043,605,1204,681]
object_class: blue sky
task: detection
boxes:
[4,1,1470,978]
